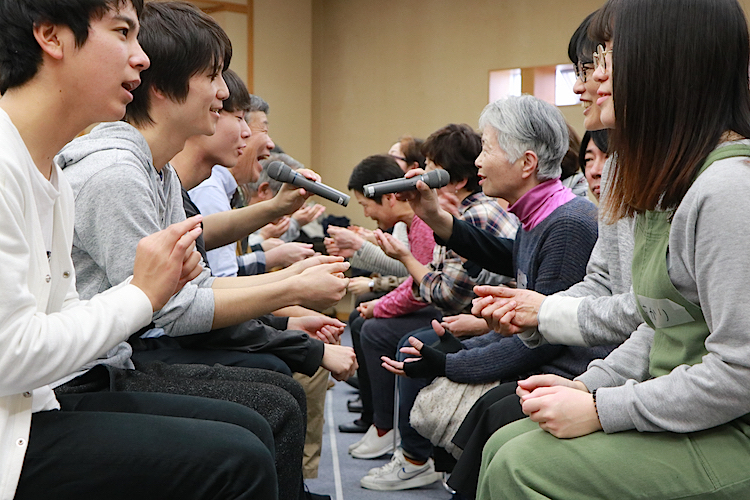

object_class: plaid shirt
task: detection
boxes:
[417,191,518,314]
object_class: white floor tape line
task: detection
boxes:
[326,390,344,500]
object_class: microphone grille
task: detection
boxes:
[425,168,451,188]
[266,161,289,181]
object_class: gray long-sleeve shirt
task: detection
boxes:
[349,222,410,276]
[578,143,750,433]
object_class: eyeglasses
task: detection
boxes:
[575,61,595,83]
[593,45,613,72]
[389,154,407,162]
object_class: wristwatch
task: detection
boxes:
[368,279,375,292]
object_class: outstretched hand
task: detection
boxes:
[380,334,426,377]
[295,260,350,311]
[349,225,377,245]
[374,229,411,261]
[324,225,364,258]
[264,242,315,269]
[292,203,326,226]
[356,298,379,319]
[288,315,345,344]
[322,343,358,381]
[286,254,345,275]
[347,276,373,296]
[132,215,204,311]
[440,314,491,337]
[260,217,291,240]
[380,319,462,378]
[260,237,285,251]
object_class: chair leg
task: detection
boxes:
[393,375,400,451]
[441,473,456,494]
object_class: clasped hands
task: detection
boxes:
[470,285,547,336]
[516,374,602,438]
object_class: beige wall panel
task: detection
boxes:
[209,11,250,83]
[253,0,314,170]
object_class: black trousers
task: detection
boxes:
[360,306,441,430]
[16,391,277,500]
[447,381,524,499]
[57,362,305,500]
[133,336,293,375]
[348,292,391,426]
[349,310,373,424]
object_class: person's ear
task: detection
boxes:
[452,178,468,193]
[150,86,168,103]
[259,182,273,200]
[33,22,65,61]
[519,150,539,180]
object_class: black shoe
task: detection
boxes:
[338,418,370,433]
[301,483,331,500]
[345,375,359,389]
[347,397,363,413]
[303,493,330,500]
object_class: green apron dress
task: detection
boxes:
[477,145,750,500]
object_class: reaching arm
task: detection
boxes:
[439,217,515,276]
[210,260,350,328]
[374,230,429,283]
[202,171,318,250]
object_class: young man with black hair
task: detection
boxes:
[0,0,277,498]
[329,154,438,450]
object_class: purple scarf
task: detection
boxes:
[508,179,576,231]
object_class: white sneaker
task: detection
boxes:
[348,424,375,454]
[360,448,441,491]
[350,425,397,459]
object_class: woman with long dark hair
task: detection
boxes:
[476,0,750,498]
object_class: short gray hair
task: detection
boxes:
[248,94,269,114]
[247,153,304,196]
[478,95,568,181]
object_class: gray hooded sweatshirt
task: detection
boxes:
[58,121,216,348]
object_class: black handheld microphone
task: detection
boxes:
[267,161,350,206]
[363,169,450,198]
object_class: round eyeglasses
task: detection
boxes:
[593,44,613,72]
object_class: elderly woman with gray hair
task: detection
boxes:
[401,94,598,294]
[377,95,609,495]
